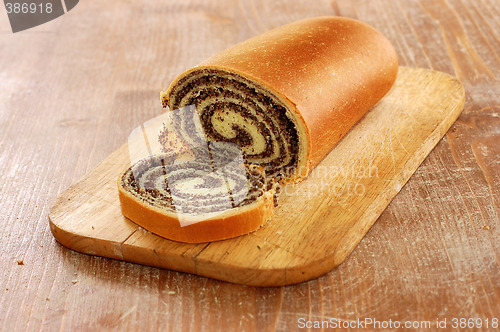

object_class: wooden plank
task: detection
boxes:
[48,66,465,286]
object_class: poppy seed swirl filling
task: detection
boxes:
[165,69,300,179]
[121,153,280,216]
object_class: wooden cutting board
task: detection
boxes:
[49,67,465,286]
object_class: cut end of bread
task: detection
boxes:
[160,90,169,109]
[164,67,310,182]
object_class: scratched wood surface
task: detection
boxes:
[0,0,498,331]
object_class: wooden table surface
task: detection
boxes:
[0,0,498,331]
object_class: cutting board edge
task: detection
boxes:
[48,213,128,261]
[331,85,465,266]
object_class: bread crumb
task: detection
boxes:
[17,260,24,265]
[72,280,78,284]
[168,291,175,295]
[483,225,490,230]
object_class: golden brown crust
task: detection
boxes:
[163,16,398,180]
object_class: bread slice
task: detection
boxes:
[118,152,279,243]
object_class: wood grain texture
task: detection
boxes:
[49,66,465,286]
[0,0,498,330]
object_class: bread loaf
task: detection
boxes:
[119,16,398,243]
[161,16,398,182]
